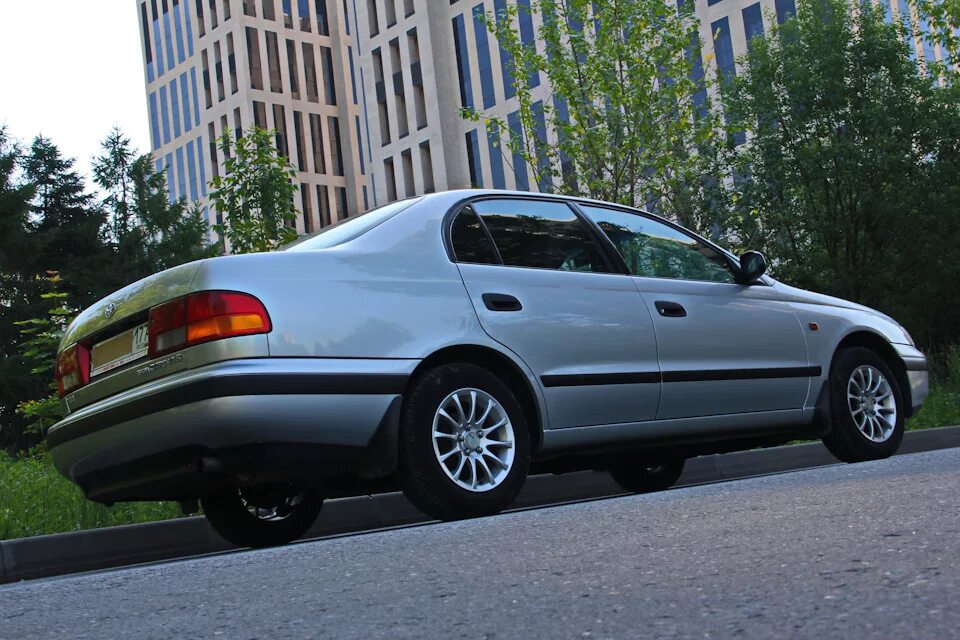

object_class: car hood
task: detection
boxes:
[771,280,893,320]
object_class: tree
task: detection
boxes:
[463,0,725,228]
[92,128,214,290]
[721,0,960,346]
[209,127,298,254]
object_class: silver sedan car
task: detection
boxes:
[48,190,929,547]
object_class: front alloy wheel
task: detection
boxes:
[822,347,904,463]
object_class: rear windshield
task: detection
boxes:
[285,197,422,251]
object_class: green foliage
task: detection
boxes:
[209,127,299,254]
[719,0,960,347]
[0,450,182,541]
[908,345,960,431]
[464,0,725,228]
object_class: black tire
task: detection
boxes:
[609,459,685,494]
[399,363,531,521]
[201,486,323,548]
[822,346,905,463]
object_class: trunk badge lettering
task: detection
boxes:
[103,303,117,320]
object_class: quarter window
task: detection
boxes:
[473,199,610,272]
[581,206,735,283]
[451,207,499,265]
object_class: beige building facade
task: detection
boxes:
[138,0,948,229]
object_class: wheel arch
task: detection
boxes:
[833,330,913,416]
[407,344,545,451]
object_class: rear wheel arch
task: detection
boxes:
[408,344,544,452]
[832,330,911,415]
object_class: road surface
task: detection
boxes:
[3,449,959,639]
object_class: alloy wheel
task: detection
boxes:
[847,364,898,443]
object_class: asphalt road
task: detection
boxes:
[3,449,959,639]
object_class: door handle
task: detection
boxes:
[482,293,523,312]
[655,300,687,318]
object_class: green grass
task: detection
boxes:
[907,345,960,431]
[0,452,182,541]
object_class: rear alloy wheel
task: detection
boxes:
[822,347,905,463]
[399,363,530,521]
[609,459,685,494]
[201,485,323,548]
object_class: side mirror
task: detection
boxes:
[738,251,767,283]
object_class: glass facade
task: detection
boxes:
[170,80,182,138]
[173,0,186,63]
[531,101,550,192]
[775,0,797,24]
[176,146,187,200]
[494,0,516,98]
[164,152,175,201]
[349,47,359,104]
[516,0,539,88]
[186,140,199,200]
[183,0,195,56]
[179,72,192,132]
[465,129,483,187]
[453,14,474,109]
[316,0,330,35]
[197,135,208,195]
[141,3,155,83]
[163,3,175,70]
[159,85,171,144]
[149,92,161,150]
[190,67,201,124]
[153,1,165,77]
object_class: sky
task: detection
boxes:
[0,0,151,187]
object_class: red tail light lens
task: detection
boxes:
[56,344,90,398]
[148,291,271,357]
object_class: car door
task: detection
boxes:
[450,197,661,429]
[579,205,812,420]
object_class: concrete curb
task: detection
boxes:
[2,426,958,585]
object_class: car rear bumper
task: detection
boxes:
[46,358,418,502]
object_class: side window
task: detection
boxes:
[450,206,499,264]
[581,206,735,284]
[472,199,610,272]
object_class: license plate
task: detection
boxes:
[90,323,150,377]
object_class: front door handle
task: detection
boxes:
[655,300,687,318]
[482,293,523,312]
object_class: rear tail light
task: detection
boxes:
[148,290,271,357]
[56,344,90,398]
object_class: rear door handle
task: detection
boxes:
[655,300,687,318]
[482,293,523,312]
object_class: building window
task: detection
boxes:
[162,1,176,71]
[742,3,764,52]
[159,85,172,144]
[233,107,243,139]
[197,135,208,194]
[419,141,434,193]
[244,0,257,16]
[354,115,366,174]
[317,184,331,227]
[273,104,289,157]
[531,101,550,192]
[368,0,379,36]
[472,4,496,108]
[465,129,483,188]
[309,113,326,173]
[403,0,414,17]
[201,49,213,107]
[507,110,528,190]
[516,0,539,88]
[343,0,351,34]
[149,92,161,149]
[487,127,505,189]
[190,67,201,123]
[384,157,397,201]
[335,187,348,220]
[293,110,307,171]
[186,139,199,200]
[254,100,268,128]
[262,0,276,19]
[328,116,344,176]
[452,14,473,109]
[348,47,358,105]
[301,183,314,233]
[283,0,294,27]
[246,27,264,90]
[222,0,231,20]
[315,0,329,35]
[164,152,176,202]
[385,0,397,27]
[170,80,182,138]
[208,0,219,28]
[226,34,238,93]
[298,0,312,31]
[774,0,796,24]
[152,0,166,77]
[179,72,193,132]
[176,147,187,200]
[401,148,415,196]
[183,0,195,55]
[389,38,408,138]
[194,0,205,38]
[286,39,301,99]
[302,43,319,102]
[407,29,427,129]
[493,0,516,99]
[712,17,736,83]
[373,48,391,145]
[208,122,220,177]
[140,3,155,82]
[265,31,284,92]
[173,0,186,63]
[213,41,226,101]
[320,46,338,105]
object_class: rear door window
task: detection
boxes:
[471,199,611,273]
[450,206,499,264]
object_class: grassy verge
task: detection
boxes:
[907,346,960,430]
[0,452,182,541]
